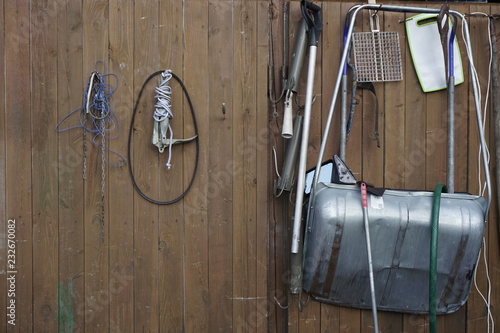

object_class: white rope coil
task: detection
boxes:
[154,70,174,169]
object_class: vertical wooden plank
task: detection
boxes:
[320,9,342,333]
[57,0,85,331]
[449,23,469,333]
[183,1,210,331]
[402,3,430,331]
[31,0,59,331]
[108,0,134,331]
[208,1,234,331]
[297,0,322,331]
[378,9,406,333]
[466,6,490,333]
[359,9,405,333]
[4,0,33,331]
[360,7,384,333]
[360,13,384,183]
[453,5,471,195]
[340,3,362,332]
[82,0,110,331]
[343,1,362,184]
[157,0,185,331]
[233,1,259,332]
[401,7,431,332]
[267,0,286,330]
[424,4,448,191]
[445,15,470,330]
[381,10,406,181]
[402,13,427,191]
[383,12,406,192]
[450,13,475,329]
[488,7,500,333]
[256,2,271,332]
[319,1,342,160]
[379,7,408,332]
[133,0,160,331]
[419,4,447,333]
[437,4,472,333]
[0,0,6,329]
[272,2,295,332]
[290,2,320,332]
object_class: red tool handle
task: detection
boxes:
[361,182,368,208]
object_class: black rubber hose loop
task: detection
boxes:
[127,70,199,205]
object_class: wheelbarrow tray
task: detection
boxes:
[303,182,487,314]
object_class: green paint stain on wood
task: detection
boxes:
[58,280,75,333]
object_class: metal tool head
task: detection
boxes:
[332,155,357,184]
[352,27,403,82]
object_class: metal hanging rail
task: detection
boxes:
[290,4,492,255]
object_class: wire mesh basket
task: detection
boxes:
[352,15,403,82]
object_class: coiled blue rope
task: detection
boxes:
[55,61,126,167]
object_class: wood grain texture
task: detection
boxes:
[183,1,210,331]
[56,0,85,331]
[108,0,134,331]
[31,0,59,331]
[5,0,33,332]
[401,6,431,333]
[440,3,469,332]
[0,2,497,332]
[82,0,110,331]
[256,2,271,332]
[0,0,6,330]
[489,9,500,333]
[207,1,234,330]
[267,1,291,332]
[158,0,185,330]
[339,3,362,333]
[466,5,493,333]
[132,1,160,332]
[233,1,259,332]
[378,9,406,333]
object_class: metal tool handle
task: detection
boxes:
[361,182,368,208]
[360,182,379,333]
[291,45,318,253]
[286,18,308,93]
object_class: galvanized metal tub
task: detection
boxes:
[303,182,487,314]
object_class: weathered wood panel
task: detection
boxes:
[82,1,110,331]
[0,1,498,332]
[31,0,59,331]
[56,0,85,332]
[158,0,185,330]
[132,1,160,332]
[233,1,259,332]
[207,1,234,330]
[4,1,33,332]
[256,3,272,332]
[319,4,342,329]
[0,0,6,330]
[183,1,210,332]
[108,0,135,331]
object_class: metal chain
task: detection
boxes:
[82,113,88,180]
[100,117,106,243]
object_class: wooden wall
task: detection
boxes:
[270,2,500,333]
[0,0,499,332]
